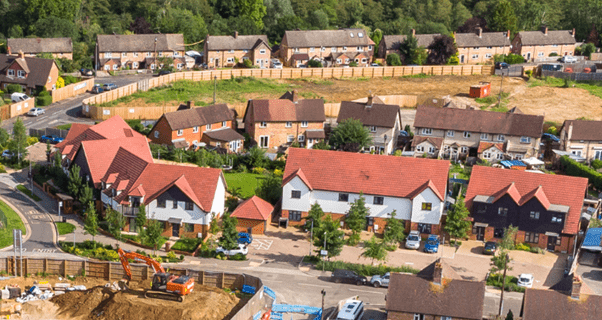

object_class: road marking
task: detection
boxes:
[32,249,56,253]
[349,288,385,294]
[48,120,59,125]
[404,262,414,265]
[250,239,273,250]
[299,283,331,288]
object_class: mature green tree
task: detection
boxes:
[500,225,518,250]
[34,16,78,38]
[83,201,98,248]
[489,0,517,34]
[361,236,388,265]
[218,211,239,250]
[383,210,405,247]
[309,9,330,29]
[156,7,208,45]
[67,164,83,199]
[345,193,369,245]
[135,204,147,233]
[312,140,331,150]
[386,53,403,66]
[80,185,93,211]
[209,212,220,234]
[0,128,9,148]
[371,28,383,56]
[106,208,126,240]
[444,196,472,243]
[581,43,596,59]
[255,172,282,205]
[427,35,457,65]
[313,215,345,258]
[248,146,267,168]
[329,119,372,152]
[10,118,28,166]
[304,202,325,235]
[237,0,266,29]
[7,25,23,39]
[23,0,82,23]
[399,34,418,64]
[451,0,472,31]
[141,218,164,254]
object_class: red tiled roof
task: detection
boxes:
[465,166,588,234]
[283,149,449,201]
[282,168,313,190]
[231,196,274,221]
[129,184,146,197]
[116,179,129,190]
[244,98,325,122]
[106,173,118,184]
[477,142,504,153]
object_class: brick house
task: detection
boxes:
[337,95,402,154]
[559,119,602,162]
[231,195,274,234]
[413,106,544,161]
[279,29,375,67]
[148,102,242,152]
[455,27,511,64]
[378,30,440,59]
[243,91,325,150]
[386,260,485,320]
[96,34,185,71]
[7,38,73,59]
[0,53,59,95]
[281,148,449,235]
[465,166,588,254]
[204,32,271,68]
[512,26,576,62]
[57,115,225,239]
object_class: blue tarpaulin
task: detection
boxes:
[582,228,602,252]
[500,160,526,168]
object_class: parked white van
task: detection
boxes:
[11,93,30,103]
[336,299,364,320]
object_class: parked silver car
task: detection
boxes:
[405,231,421,250]
[369,272,390,287]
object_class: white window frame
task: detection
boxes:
[150,64,156,70]
[177,63,183,69]
[463,131,471,138]
[259,135,269,148]
[177,129,183,136]
[485,53,492,59]
[497,134,505,142]
[538,52,544,57]
[413,313,424,320]
[421,128,432,135]
[260,49,266,54]
[17,70,26,78]
[298,135,305,142]
[193,126,199,133]
[122,52,127,57]
[446,130,454,137]
[285,121,292,128]
[321,47,326,52]
[287,135,294,143]
[496,153,504,160]
[343,46,347,52]
[483,152,490,159]
[520,136,531,143]
[361,58,367,63]
[105,52,112,58]
[461,146,468,153]
[357,46,363,52]
[134,52,139,57]
[301,121,308,128]
[368,45,373,50]
[174,51,180,56]
[486,47,492,50]
[113,64,119,70]
[132,62,139,69]
[154,131,159,138]
[336,59,341,64]
[331,47,337,52]
[480,133,489,140]
[146,52,152,57]
[206,124,212,130]
[309,47,315,52]
[428,146,435,154]
[345,58,350,64]
[472,54,479,59]
[294,48,299,52]
[358,32,364,38]
[370,126,377,132]
[226,57,234,63]
[416,145,424,152]
[474,47,480,50]
[259,121,267,128]
[222,121,227,127]
[7,69,15,76]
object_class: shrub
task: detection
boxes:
[316,260,419,276]
[37,95,53,106]
[505,53,525,64]
[546,126,557,135]
[27,136,39,146]
[273,168,283,176]
[243,59,252,68]
[6,84,22,94]
[252,167,266,174]
[349,61,358,67]
[592,160,602,170]
[229,253,247,261]
[487,273,526,293]
[549,52,559,57]
[166,251,177,260]
[525,70,533,78]
[64,75,78,85]
[386,53,402,66]
[530,247,545,254]
[514,243,531,251]
[559,156,602,190]
[308,59,322,68]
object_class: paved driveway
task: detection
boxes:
[577,251,602,295]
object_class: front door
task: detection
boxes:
[366,217,374,231]
[172,223,180,237]
[526,52,531,61]
[547,236,557,251]
[475,226,485,241]
[460,55,465,63]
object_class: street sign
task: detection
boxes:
[320,250,328,256]
[13,229,21,248]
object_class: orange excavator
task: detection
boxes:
[117,248,194,302]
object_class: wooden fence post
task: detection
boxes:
[221,272,225,288]
[64,260,67,277]
[107,262,111,280]
[200,271,205,285]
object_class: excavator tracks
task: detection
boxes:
[144,290,184,302]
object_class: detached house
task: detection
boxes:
[559,119,602,162]
[465,166,588,254]
[512,26,576,62]
[378,30,440,59]
[455,28,512,64]
[336,95,401,154]
[280,29,375,67]
[149,102,242,152]
[7,38,73,59]
[282,148,449,234]
[0,53,59,94]
[58,115,226,239]
[243,91,325,150]
[413,106,544,161]
[204,32,271,68]
[96,34,185,71]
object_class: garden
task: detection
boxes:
[0,198,26,248]
[59,240,184,263]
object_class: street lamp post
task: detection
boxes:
[320,289,326,320]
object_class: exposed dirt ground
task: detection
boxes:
[0,276,241,320]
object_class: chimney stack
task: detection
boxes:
[433,261,443,285]
[7,46,11,55]
[19,51,24,59]
[572,28,576,37]
[542,25,548,35]
[507,30,510,40]
[571,276,582,300]
[187,100,192,109]
[477,27,482,38]
[234,31,238,39]
[567,122,574,142]
[366,93,374,108]
[292,90,299,104]
[411,29,416,37]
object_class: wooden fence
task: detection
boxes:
[81,65,495,120]
[51,78,95,103]
[0,98,36,121]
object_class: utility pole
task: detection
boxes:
[498,253,510,317]
[213,76,217,104]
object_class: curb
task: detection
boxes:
[16,183,60,251]
[0,194,32,252]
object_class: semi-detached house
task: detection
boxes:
[455,28,511,64]
[559,119,602,162]
[7,38,73,59]
[96,34,185,71]
[204,32,270,68]
[281,148,449,235]
[0,53,59,94]
[512,26,576,62]
[377,30,440,59]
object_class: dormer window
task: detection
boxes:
[17,70,25,78]
[358,32,364,38]
[7,70,14,76]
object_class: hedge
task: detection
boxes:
[311,259,419,276]
[36,96,52,106]
[559,155,602,190]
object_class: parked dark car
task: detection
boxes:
[157,70,172,76]
[483,241,497,255]
[238,232,253,244]
[91,84,104,94]
[495,62,509,69]
[40,135,64,144]
[80,68,93,76]
[331,269,367,286]
[102,83,118,91]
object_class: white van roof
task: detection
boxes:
[336,299,363,320]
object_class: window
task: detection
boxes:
[485,53,492,59]
[185,223,194,232]
[428,146,435,154]
[222,121,227,127]
[122,52,127,57]
[349,32,354,38]
[243,49,248,53]
[132,62,139,69]
[177,63,183,69]
[552,44,558,47]
[496,134,505,142]
[421,128,432,135]
[368,45,373,50]
[260,49,266,54]
[332,47,337,52]
[134,52,139,57]
[498,207,508,216]
[259,136,269,148]
[594,150,602,160]
[174,51,180,56]
[551,214,563,224]
[472,54,479,59]
[309,47,315,52]
[321,47,326,52]
[416,145,424,152]
[294,48,299,52]
[524,232,539,244]
[287,135,294,143]
[494,228,504,238]
[150,64,156,70]
[358,32,364,38]
[7,69,14,76]
[173,201,178,209]
[154,131,159,138]
[556,237,562,246]
[496,153,504,160]
[146,52,152,57]
[480,133,489,140]
[289,210,302,221]
[357,46,363,51]
[373,196,384,205]
[18,70,27,77]
[298,135,305,142]
[361,58,367,63]
[193,126,199,133]
[529,211,540,219]
[463,131,471,138]
[474,47,480,50]
[112,64,119,70]
[441,317,452,320]
[285,121,292,128]
[259,122,267,128]
[339,193,349,202]
[538,52,544,57]
[206,124,212,130]
[461,146,468,153]
[514,154,523,160]
[370,126,377,132]
[487,46,493,50]
[301,121,308,127]
[291,190,301,199]
[227,57,234,63]
[185,202,194,210]
[521,136,531,143]
[177,129,183,136]
[105,52,112,58]
[417,224,431,234]
[343,46,347,52]
[483,152,491,159]
[158,51,163,57]
[421,202,432,210]
[157,199,166,208]
[446,130,454,137]
[571,150,582,157]
[345,58,350,64]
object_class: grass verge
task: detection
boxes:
[17,185,41,201]
[0,199,26,248]
[528,76,602,99]
[56,123,72,130]
[171,237,203,252]
[224,172,264,198]
[303,256,419,276]
[486,273,526,293]
[56,222,75,235]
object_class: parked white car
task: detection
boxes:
[271,59,283,69]
[517,273,534,288]
[28,108,45,117]
[560,55,577,63]
[405,231,421,250]
[216,243,248,256]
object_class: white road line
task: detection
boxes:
[348,288,384,294]
[298,283,331,288]
[404,262,414,265]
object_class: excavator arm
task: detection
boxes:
[117,248,165,280]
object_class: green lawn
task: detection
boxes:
[0,199,26,248]
[449,164,470,180]
[528,77,602,99]
[56,222,76,235]
[224,172,264,199]
[171,237,203,252]
[56,123,72,130]
[17,185,41,201]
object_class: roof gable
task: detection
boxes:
[162,104,233,130]
[562,119,602,141]
[247,97,325,122]
[97,34,184,52]
[337,101,400,128]
[231,196,274,221]
[517,29,576,46]
[0,54,56,88]
[284,29,372,47]
[206,35,269,51]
